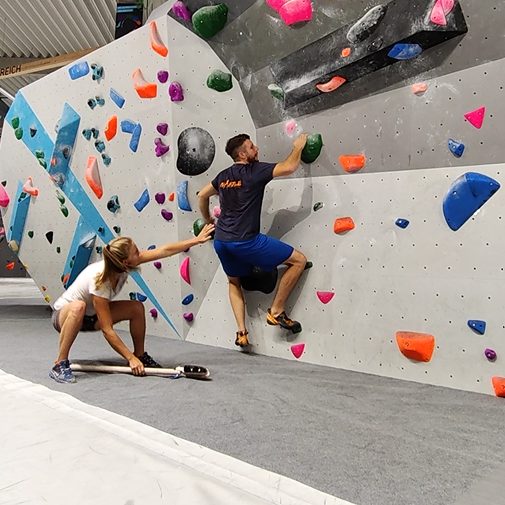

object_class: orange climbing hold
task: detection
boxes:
[85,156,103,199]
[411,82,428,95]
[316,75,346,93]
[168,192,175,202]
[150,21,168,57]
[396,331,435,362]
[62,273,70,286]
[338,154,366,173]
[132,68,158,99]
[104,115,118,141]
[333,217,355,234]
[6,261,15,270]
[492,377,505,398]
[341,47,351,58]
[22,176,39,197]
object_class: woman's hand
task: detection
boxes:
[129,356,145,376]
[197,223,215,243]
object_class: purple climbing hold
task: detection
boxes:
[153,261,162,269]
[171,1,192,21]
[485,348,497,361]
[155,192,166,204]
[157,123,169,136]
[150,308,158,318]
[183,312,194,322]
[157,70,169,83]
[155,138,170,157]
[161,209,173,221]
[169,82,184,102]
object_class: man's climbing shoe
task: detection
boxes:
[266,309,302,334]
[49,359,76,383]
[235,330,249,348]
[138,352,162,368]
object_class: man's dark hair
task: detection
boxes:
[225,134,250,161]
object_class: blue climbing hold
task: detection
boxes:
[395,218,410,229]
[467,319,486,335]
[147,244,156,250]
[129,123,142,153]
[101,153,111,166]
[388,43,422,60]
[94,140,105,153]
[91,63,104,81]
[82,129,92,141]
[177,180,192,211]
[121,120,136,134]
[134,189,150,212]
[182,294,194,305]
[110,88,125,109]
[68,61,90,80]
[136,293,148,302]
[443,172,500,231]
[448,139,465,158]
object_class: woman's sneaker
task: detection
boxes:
[138,352,162,368]
[49,360,76,383]
[266,309,302,334]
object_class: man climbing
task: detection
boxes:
[198,133,308,348]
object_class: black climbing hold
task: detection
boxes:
[346,5,388,44]
[29,127,37,137]
[177,127,216,176]
[45,231,54,244]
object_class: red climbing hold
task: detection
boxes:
[464,107,486,129]
[105,115,118,141]
[492,377,505,398]
[396,331,435,362]
[168,192,175,202]
[334,217,355,234]
[291,343,305,359]
[180,257,190,285]
[316,75,346,93]
[338,154,366,173]
[6,261,15,271]
[341,47,351,58]
[316,291,334,304]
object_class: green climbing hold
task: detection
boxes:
[268,84,285,101]
[56,246,61,254]
[305,261,313,270]
[60,205,69,217]
[313,202,324,211]
[38,159,47,169]
[193,217,205,236]
[15,128,23,140]
[302,134,323,164]
[70,260,74,268]
[192,4,228,39]
[28,231,34,238]
[11,116,19,129]
[35,150,45,159]
[56,191,65,204]
[96,246,103,254]
[207,69,233,92]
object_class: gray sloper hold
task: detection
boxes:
[176,127,216,176]
[347,5,387,44]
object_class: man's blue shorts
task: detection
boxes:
[214,233,294,277]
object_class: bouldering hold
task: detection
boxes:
[45,231,54,244]
[132,68,158,99]
[0,184,10,208]
[154,138,170,157]
[192,4,228,39]
[339,154,366,173]
[82,129,92,141]
[8,241,19,252]
[96,246,103,254]
[87,98,97,109]
[110,88,125,109]
[134,189,150,212]
[98,227,105,234]
[94,140,105,153]
[153,261,162,270]
[316,291,334,304]
[10,116,19,129]
[412,82,428,95]
[157,70,169,83]
[91,128,99,139]
[150,308,158,318]
[182,294,194,305]
[193,218,205,236]
[168,192,175,202]
[341,47,351,57]
[28,231,34,238]
[492,377,505,398]
[121,120,136,134]
[485,348,497,361]
[105,115,118,141]
[291,343,305,359]
[395,218,410,229]
[130,123,142,153]
[101,154,112,166]
[68,61,90,80]
[56,191,65,204]
[169,81,184,102]
[157,123,169,136]
[430,0,455,26]
[388,43,423,60]
[464,107,486,129]
[183,312,194,322]
[301,133,323,163]
[268,84,285,101]
[284,119,298,137]
[346,5,387,43]
[313,202,323,211]
[136,293,147,302]
[267,0,313,25]
[60,205,69,217]
[150,20,168,57]
[85,156,103,199]
[396,331,435,362]
[334,217,355,234]
[6,261,15,271]
[316,75,346,93]
[107,195,121,214]
[467,320,486,335]
[448,139,465,158]
[113,226,121,234]
[15,128,23,140]
[35,150,45,160]
[443,172,500,231]
[147,245,156,250]
[241,267,278,294]
[207,69,233,92]
[90,63,104,81]
[155,193,165,204]
[129,292,136,301]
[161,209,173,221]
[171,0,192,21]
[213,206,221,218]
[177,181,192,212]
[180,257,191,284]
[177,127,215,176]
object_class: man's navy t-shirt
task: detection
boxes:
[211,161,275,242]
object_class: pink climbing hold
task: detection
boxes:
[266,0,284,9]
[441,0,455,13]
[150,308,158,318]
[213,206,221,218]
[316,291,334,304]
[430,0,447,26]
[180,257,190,284]
[284,119,298,136]
[0,184,10,208]
[464,106,486,129]
[291,343,305,359]
[412,82,428,95]
[183,312,194,322]
[153,261,162,269]
[267,0,313,25]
